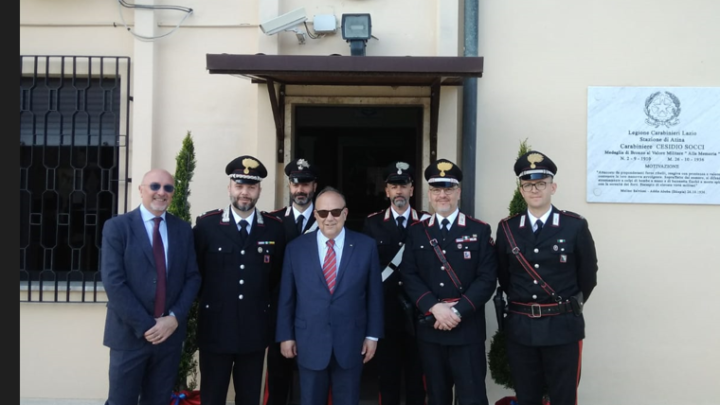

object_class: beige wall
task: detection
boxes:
[20,0,720,404]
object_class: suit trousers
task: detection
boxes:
[376,327,426,405]
[106,341,182,405]
[417,340,488,405]
[505,339,583,405]
[265,341,296,405]
[200,349,266,405]
[297,353,363,405]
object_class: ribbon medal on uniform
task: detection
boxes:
[560,254,567,263]
[464,251,472,260]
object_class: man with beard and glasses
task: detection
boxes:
[193,155,286,405]
[362,161,429,405]
[399,159,498,405]
[265,158,320,405]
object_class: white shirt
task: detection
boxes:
[139,204,168,268]
[231,209,255,234]
[391,207,411,225]
[435,208,459,231]
[293,203,314,230]
[527,208,552,232]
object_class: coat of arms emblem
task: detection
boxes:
[644,91,681,128]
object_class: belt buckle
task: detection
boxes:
[530,304,542,318]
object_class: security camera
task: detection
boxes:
[260,8,308,36]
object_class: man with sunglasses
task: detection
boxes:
[276,187,384,405]
[495,151,598,405]
[399,159,498,405]
[193,155,286,405]
[361,161,429,405]
[265,158,320,405]
[100,168,201,405]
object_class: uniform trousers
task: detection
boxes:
[417,340,488,405]
[376,327,426,405]
[107,341,181,405]
[265,341,295,405]
[505,339,583,405]
[199,349,266,405]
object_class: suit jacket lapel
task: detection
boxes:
[334,229,354,291]
[130,209,156,267]
[443,216,465,248]
[537,206,562,242]
[219,210,245,249]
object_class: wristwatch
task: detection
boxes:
[450,307,462,319]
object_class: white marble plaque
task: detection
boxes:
[587,86,720,205]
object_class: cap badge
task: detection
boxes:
[242,158,260,174]
[437,161,453,177]
[297,159,309,171]
[396,161,409,175]
[527,153,544,169]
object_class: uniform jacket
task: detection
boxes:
[269,205,318,244]
[361,207,430,332]
[495,206,598,346]
[193,206,286,354]
[275,229,384,371]
[400,212,498,345]
[101,208,201,350]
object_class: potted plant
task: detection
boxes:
[488,139,549,405]
[167,131,201,405]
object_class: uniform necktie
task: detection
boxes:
[534,219,544,238]
[397,216,406,232]
[296,215,305,234]
[322,239,337,293]
[239,219,249,245]
[441,218,450,241]
[152,217,166,318]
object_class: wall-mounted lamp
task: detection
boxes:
[341,13,372,56]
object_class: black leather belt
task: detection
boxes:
[509,301,573,318]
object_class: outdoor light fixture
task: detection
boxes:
[341,13,372,56]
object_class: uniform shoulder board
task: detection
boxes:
[560,210,585,220]
[197,208,223,219]
[465,215,488,226]
[366,209,384,218]
[268,207,285,215]
[261,211,284,223]
[500,212,521,223]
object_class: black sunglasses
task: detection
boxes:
[148,182,175,193]
[315,207,345,218]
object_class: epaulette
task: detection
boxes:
[261,211,283,223]
[268,207,285,215]
[366,209,384,218]
[501,212,521,223]
[559,210,585,220]
[465,215,489,226]
[197,208,223,219]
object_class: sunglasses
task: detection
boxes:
[148,182,175,193]
[315,207,345,218]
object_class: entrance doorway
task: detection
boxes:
[294,105,424,232]
[287,105,424,403]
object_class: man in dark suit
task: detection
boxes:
[399,159,498,405]
[193,155,286,405]
[362,161,429,405]
[101,168,201,405]
[276,186,384,405]
[495,150,598,405]
[266,158,319,405]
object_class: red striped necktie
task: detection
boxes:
[322,239,337,293]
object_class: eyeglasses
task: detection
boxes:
[429,187,458,195]
[148,182,175,193]
[520,181,548,192]
[316,207,345,218]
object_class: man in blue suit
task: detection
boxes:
[276,186,384,405]
[101,168,202,405]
